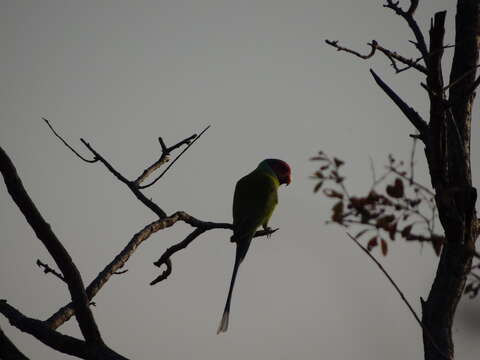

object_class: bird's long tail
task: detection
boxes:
[217,241,250,334]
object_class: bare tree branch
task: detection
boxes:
[36,259,66,283]
[42,118,97,163]
[325,39,428,74]
[151,213,278,285]
[151,228,206,285]
[0,300,90,359]
[79,139,168,218]
[370,69,428,138]
[0,326,30,360]
[383,0,429,63]
[346,233,448,359]
[133,132,197,186]
[45,210,275,328]
[0,147,103,346]
[325,40,376,59]
[46,214,187,328]
[138,125,211,189]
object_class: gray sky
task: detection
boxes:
[1,1,479,359]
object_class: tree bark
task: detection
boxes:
[421,1,480,359]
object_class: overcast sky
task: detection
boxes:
[1,1,479,359]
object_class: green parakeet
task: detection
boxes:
[217,159,291,334]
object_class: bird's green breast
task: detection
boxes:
[232,168,279,235]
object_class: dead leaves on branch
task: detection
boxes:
[311,150,443,257]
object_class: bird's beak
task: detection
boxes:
[284,176,291,186]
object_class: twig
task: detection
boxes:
[138,125,211,189]
[347,232,422,325]
[42,118,97,163]
[383,0,429,64]
[346,232,448,359]
[409,138,417,185]
[387,166,435,196]
[325,40,427,74]
[370,41,427,74]
[325,40,376,59]
[134,133,197,186]
[151,228,206,285]
[36,259,66,283]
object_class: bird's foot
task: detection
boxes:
[263,225,273,238]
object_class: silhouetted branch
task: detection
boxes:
[0,326,30,360]
[36,259,66,283]
[325,40,376,59]
[0,300,89,359]
[151,212,278,285]
[134,132,198,186]
[325,39,428,74]
[79,139,167,218]
[346,233,448,359]
[151,228,206,285]
[46,214,190,328]
[0,147,103,346]
[42,118,97,163]
[370,69,428,139]
[138,125,211,189]
[45,119,211,219]
[46,210,276,328]
[383,0,429,63]
[347,233,422,326]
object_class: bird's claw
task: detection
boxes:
[263,226,273,238]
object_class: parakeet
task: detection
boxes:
[217,158,291,334]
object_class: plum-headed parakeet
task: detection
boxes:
[217,158,291,334]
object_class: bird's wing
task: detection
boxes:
[231,169,278,243]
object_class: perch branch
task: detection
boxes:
[46,211,274,328]
[0,147,103,345]
[151,212,278,284]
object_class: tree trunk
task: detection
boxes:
[421,1,480,359]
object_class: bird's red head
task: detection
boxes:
[265,159,291,185]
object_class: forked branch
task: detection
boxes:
[325,40,428,74]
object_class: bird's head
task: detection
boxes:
[261,159,291,186]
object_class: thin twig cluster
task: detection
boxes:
[312,148,444,256]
